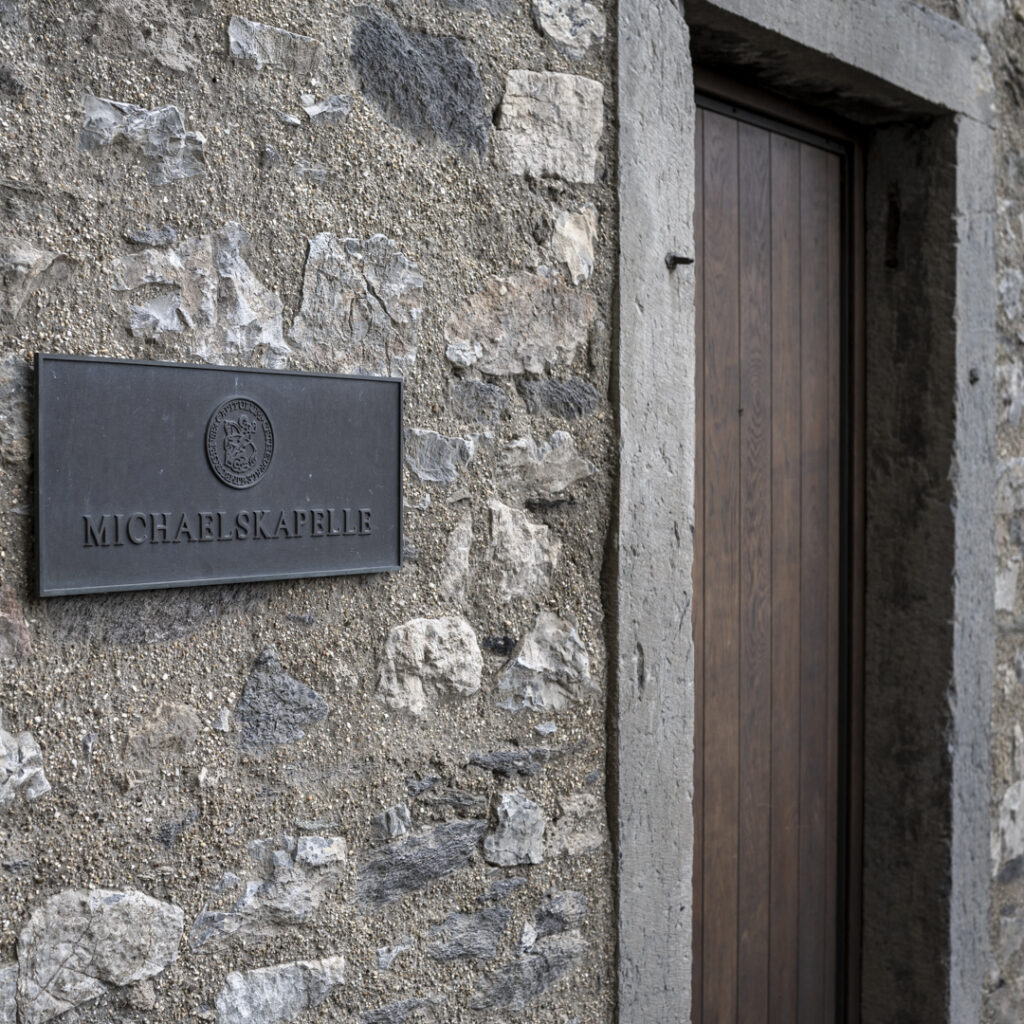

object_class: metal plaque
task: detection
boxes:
[35,354,403,596]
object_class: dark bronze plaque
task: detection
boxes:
[35,354,403,596]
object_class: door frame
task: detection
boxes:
[693,71,866,1023]
[615,2,995,1023]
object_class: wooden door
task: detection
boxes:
[693,91,853,1024]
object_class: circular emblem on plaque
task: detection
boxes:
[206,398,274,489]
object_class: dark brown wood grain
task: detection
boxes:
[700,107,741,1024]
[737,120,772,1024]
[693,104,705,1024]
[694,85,858,1024]
[769,129,802,1024]
[797,140,831,1024]
[826,150,842,1022]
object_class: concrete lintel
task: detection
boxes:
[685,0,994,124]
[616,2,695,1023]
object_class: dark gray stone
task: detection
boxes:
[471,931,587,1010]
[156,808,198,847]
[0,67,22,96]
[518,378,599,419]
[234,647,328,749]
[357,820,487,907]
[534,890,587,938]
[351,7,488,157]
[124,224,177,247]
[373,803,411,839]
[428,907,510,961]
[450,379,508,424]
[416,787,489,815]
[478,876,527,902]
[404,429,474,485]
[406,774,441,796]
[482,635,517,656]
[469,749,552,777]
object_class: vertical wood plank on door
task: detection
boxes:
[826,151,842,1018]
[693,105,705,1024]
[737,121,772,1024]
[798,141,830,1024]
[769,130,801,1024]
[701,108,741,1024]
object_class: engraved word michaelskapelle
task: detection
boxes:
[82,507,372,548]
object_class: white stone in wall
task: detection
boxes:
[444,271,595,375]
[498,611,592,712]
[0,238,69,323]
[551,203,597,284]
[966,0,1005,37]
[546,791,603,857]
[215,955,345,1024]
[291,233,423,376]
[295,835,347,868]
[378,615,483,716]
[129,291,184,339]
[190,834,346,947]
[996,458,1024,551]
[111,223,289,367]
[486,501,560,603]
[500,430,597,498]
[376,940,413,970]
[484,789,546,865]
[439,512,473,603]
[996,558,1020,613]
[997,779,1024,876]
[0,712,49,808]
[997,361,1024,428]
[1000,268,1024,322]
[495,70,603,183]
[0,356,31,464]
[227,15,324,74]
[302,94,352,125]
[0,962,15,1024]
[532,0,605,60]
[17,889,184,1024]
[80,96,205,185]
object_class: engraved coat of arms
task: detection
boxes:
[223,414,259,474]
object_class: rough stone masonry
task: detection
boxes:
[0,0,614,1021]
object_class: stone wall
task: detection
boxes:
[0,1,616,1022]
[937,1,1024,1021]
